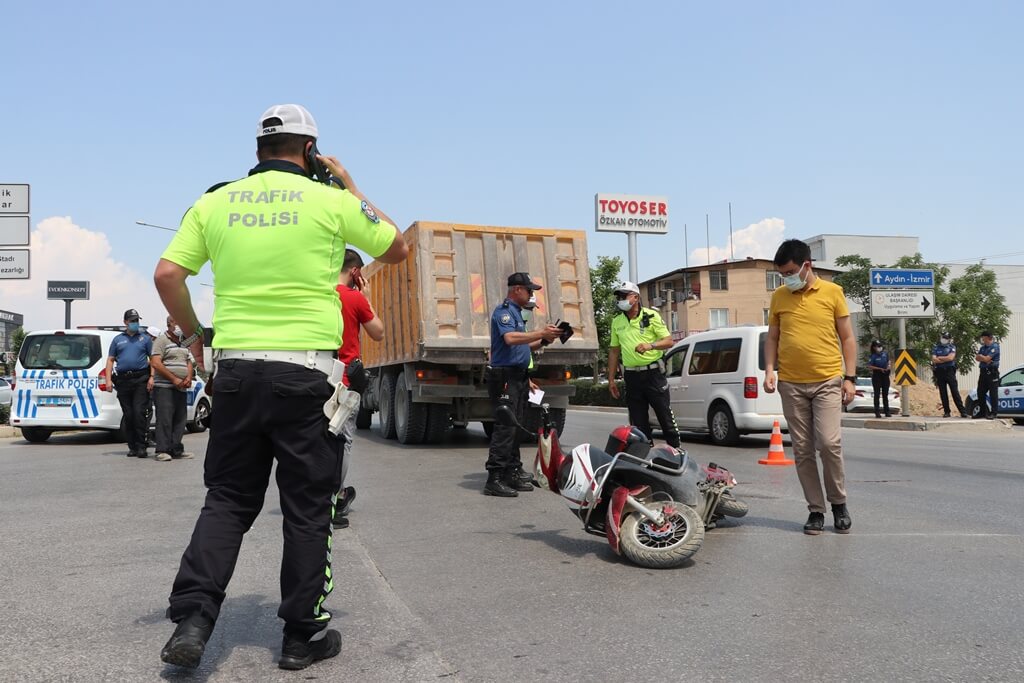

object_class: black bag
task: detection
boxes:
[346,358,370,394]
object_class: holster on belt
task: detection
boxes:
[323,360,359,435]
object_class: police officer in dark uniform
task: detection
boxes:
[867,340,892,418]
[975,330,1001,419]
[103,308,153,458]
[484,273,561,497]
[931,331,967,418]
[606,282,681,448]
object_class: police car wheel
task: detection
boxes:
[187,399,211,433]
[21,427,53,443]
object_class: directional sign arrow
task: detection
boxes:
[921,295,931,312]
[874,273,882,283]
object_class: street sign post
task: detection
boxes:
[595,193,669,283]
[869,289,935,319]
[47,280,90,328]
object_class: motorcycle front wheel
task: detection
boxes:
[619,501,704,569]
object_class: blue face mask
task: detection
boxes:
[782,263,808,292]
[127,322,140,333]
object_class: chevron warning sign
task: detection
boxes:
[894,349,917,386]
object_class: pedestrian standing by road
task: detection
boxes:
[931,331,967,418]
[154,103,408,672]
[975,330,1001,419]
[332,248,384,529]
[104,308,152,459]
[150,316,195,461]
[483,273,561,497]
[867,340,892,418]
[606,281,681,448]
[763,239,857,536]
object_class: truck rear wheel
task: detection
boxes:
[378,372,398,440]
[394,371,428,445]
[423,404,451,444]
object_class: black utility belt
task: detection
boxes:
[115,369,148,378]
[981,366,999,373]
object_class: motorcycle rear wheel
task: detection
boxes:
[619,501,704,569]
[715,493,749,518]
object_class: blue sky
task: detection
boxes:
[2,1,1022,328]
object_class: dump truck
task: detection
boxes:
[357,221,599,444]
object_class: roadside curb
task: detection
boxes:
[568,405,628,414]
[841,417,1014,432]
[0,425,21,439]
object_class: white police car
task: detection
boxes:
[965,363,1024,424]
[10,328,211,443]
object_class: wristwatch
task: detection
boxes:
[843,375,856,383]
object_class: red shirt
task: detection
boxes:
[336,284,374,386]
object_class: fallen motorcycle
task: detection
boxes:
[500,404,747,569]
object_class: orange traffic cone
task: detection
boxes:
[758,420,794,466]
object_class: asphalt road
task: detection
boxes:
[1,412,1022,682]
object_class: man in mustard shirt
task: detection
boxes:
[763,240,856,536]
[607,281,681,448]
[154,104,408,671]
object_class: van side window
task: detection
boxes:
[667,345,688,377]
[689,338,742,375]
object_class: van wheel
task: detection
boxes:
[708,404,740,446]
[378,372,398,440]
[21,427,52,443]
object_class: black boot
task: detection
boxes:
[161,614,215,669]
[832,503,852,534]
[483,470,517,497]
[279,629,342,670]
[506,466,534,492]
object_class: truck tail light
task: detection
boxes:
[744,377,758,399]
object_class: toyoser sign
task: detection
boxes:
[595,194,669,234]
[47,280,90,300]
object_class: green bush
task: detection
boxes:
[568,379,627,407]
[0,404,9,425]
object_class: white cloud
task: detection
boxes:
[1,216,213,332]
[690,217,787,266]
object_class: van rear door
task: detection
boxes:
[14,333,104,420]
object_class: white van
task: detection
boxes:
[11,328,211,443]
[652,324,787,445]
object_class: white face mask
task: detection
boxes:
[173,325,183,338]
[616,299,633,312]
[782,263,808,292]
[940,337,950,344]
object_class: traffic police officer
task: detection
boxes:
[103,308,152,458]
[484,272,561,497]
[867,340,892,418]
[975,330,1001,419]
[607,281,681,448]
[931,331,967,418]
[154,103,408,671]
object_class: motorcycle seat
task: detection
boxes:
[649,446,683,469]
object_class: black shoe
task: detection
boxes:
[803,512,825,535]
[943,413,951,418]
[986,415,996,420]
[832,504,852,534]
[959,412,969,418]
[483,471,517,497]
[136,450,149,458]
[279,629,342,670]
[884,412,891,418]
[874,413,881,419]
[332,514,349,529]
[161,614,215,669]
[337,486,356,516]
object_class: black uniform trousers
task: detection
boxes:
[486,366,528,473]
[934,366,965,415]
[113,370,150,454]
[623,365,681,448]
[871,370,891,417]
[167,360,344,638]
[977,367,1000,417]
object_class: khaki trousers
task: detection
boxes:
[778,377,847,513]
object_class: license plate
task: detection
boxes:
[38,396,73,407]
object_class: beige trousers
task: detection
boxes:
[778,377,847,513]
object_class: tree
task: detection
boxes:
[832,254,1009,375]
[587,255,623,375]
[4,327,26,375]
[942,265,1011,374]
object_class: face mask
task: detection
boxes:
[527,295,537,308]
[521,310,532,322]
[782,263,808,292]
[616,299,633,312]
[173,326,183,338]
[127,322,140,333]
[940,337,950,345]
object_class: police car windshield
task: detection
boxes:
[20,334,101,370]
